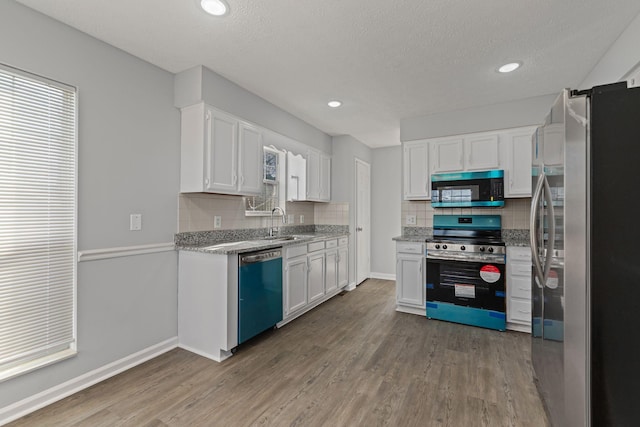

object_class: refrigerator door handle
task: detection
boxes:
[530,171,546,287]
[542,174,556,285]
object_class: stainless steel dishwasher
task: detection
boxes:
[238,248,283,344]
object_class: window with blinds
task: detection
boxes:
[0,64,77,381]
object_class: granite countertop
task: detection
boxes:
[392,228,530,247]
[176,231,349,255]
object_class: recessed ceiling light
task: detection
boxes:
[498,62,521,73]
[201,0,229,16]
[328,100,342,108]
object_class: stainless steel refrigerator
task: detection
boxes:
[531,82,640,427]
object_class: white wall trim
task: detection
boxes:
[0,337,178,426]
[369,272,396,281]
[78,243,175,262]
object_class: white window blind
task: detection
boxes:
[0,64,77,381]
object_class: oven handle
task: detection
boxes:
[530,171,545,288]
[426,253,505,265]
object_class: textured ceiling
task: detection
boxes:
[15,0,640,147]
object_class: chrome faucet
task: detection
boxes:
[270,207,286,237]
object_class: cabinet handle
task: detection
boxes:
[232,175,237,185]
[517,310,531,314]
[204,178,209,186]
[518,287,529,291]
[239,175,245,185]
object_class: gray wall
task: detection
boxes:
[400,94,556,142]
[580,12,640,88]
[175,66,332,154]
[331,135,373,286]
[371,146,402,277]
[1,0,179,410]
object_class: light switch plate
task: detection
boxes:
[130,214,142,231]
[214,216,222,229]
[299,215,304,224]
[406,215,416,225]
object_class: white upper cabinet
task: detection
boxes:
[402,125,538,200]
[286,152,307,201]
[403,140,430,200]
[464,134,500,170]
[319,154,331,201]
[304,148,331,202]
[502,127,536,198]
[237,123,264,194]
[430,136,464,173]
[180,103,261,195]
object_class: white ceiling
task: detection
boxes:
[15,0,640,147]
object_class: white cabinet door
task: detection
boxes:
[403,140,430,200]
[205,108,238,193]
[237,123,263,195]
[506,246,532,330]
[306,149,320,200]
[307,252,325,303]
[285,256,307,316]
[504,128,535,197]
[464,134,500,171]
[325,249,338,293]
[431,137,464,173]
[286,152,307,201]
[319,154,331,201]
[337,245,348,288]
[396,254,424,308]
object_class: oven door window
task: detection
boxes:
[426,258,505,312]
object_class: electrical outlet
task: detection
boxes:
[299,215,304,224]
[287,214,294,224]
[130,214,142,231]
[214,216,222,229]
[406,215,416,225]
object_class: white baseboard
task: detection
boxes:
[507,322,531,333]
[369,272,396,281]
[396,305,426,316]
[0,337,178,426]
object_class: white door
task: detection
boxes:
[355,159,371,285]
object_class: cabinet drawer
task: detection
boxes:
[307,241,325,252]
[509,299,532,323]
[397,242,423,255]
[286,244,307,259]
[325,239,338,249]
[338,237,348,246]
[508,247,532,262]
[509,275,531,299]
[510,262,531,277]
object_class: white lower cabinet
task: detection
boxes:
[282,236,350,324]
[506,246,532,332]
[307,251,326,303]
[285,254,308,315]
[395,242,425,315]
[325,249,338,294]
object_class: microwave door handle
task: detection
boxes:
[530,171,545,287]
[542,174,556,285]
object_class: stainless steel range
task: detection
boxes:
[425,214,506,331]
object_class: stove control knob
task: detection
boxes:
[479,247,485,252]
[435,244,440,249]
[442,244,448,250]
[460,246,466,251]
[488,247,494,253]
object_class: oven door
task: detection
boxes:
[426,254,506,330]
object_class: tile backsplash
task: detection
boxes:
[401,198,531,230]
[178,193,348,232]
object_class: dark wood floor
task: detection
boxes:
[9,279,548,427]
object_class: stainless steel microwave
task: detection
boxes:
[431,170,504,208]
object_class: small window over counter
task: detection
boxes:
[245,146,286,216]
